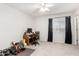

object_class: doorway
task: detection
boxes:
[53,17,65,43]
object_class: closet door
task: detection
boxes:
[53,17,65,43]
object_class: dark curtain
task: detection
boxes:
[65,16,72,44]
[48,18,53,42]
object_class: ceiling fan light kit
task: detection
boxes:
[40,7,50,12]
[39,3,54,12]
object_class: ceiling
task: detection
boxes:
[6,3,79,17]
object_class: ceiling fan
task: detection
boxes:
[32,3,54,16]
[39,3,54,12]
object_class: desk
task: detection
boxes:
[23,32,39,46]
[23,33,34,45]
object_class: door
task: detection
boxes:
[53,17,65,43]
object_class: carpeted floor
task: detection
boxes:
[17,48,35,56]
[30,41,79,56]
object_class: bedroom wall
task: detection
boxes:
[34,12,76,45]
[0,4,34,50]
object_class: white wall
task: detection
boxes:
[34,12,76,45]
[34,16,48,41]
[0,4,34,49]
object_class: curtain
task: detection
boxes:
[65,16,72,44]
[48,18,53,42]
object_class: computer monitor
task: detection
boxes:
[27,28,32,33]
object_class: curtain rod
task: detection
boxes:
[52,16,71,19]
[50,15,78,19]
[50,15,77,19]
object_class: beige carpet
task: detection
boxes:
[27,41,79,56]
